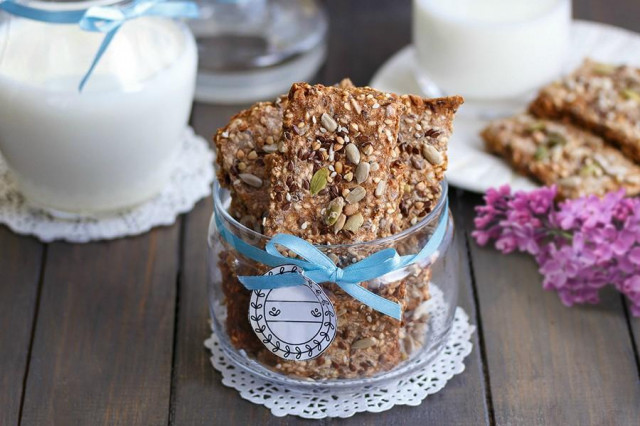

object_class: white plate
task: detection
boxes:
[370,20,640,193]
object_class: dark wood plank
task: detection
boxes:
[628,305,640,382]
[574,0,640,32]
[0,228,43,426]
[323,0,411,87]
[460,192,640,426]
[20,225,180,426]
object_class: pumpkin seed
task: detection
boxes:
[547,132,566,147]
[345,186,366,204]
[527,121,546,132]
[622,88,640,102]
[593,62,616,75]
[324,197,345,225]
[580,163,601,177]
[343,213,364,232]
[310,168,329,195]
[238,173,262,188]
[534,146,548,161]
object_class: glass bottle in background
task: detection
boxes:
[412,0,571,117]
[189,0,328,104]
[0,1,197,214]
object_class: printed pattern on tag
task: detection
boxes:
[248,265,337,361]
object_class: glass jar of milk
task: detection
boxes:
[413,0,571,100]
[0,0,197,214]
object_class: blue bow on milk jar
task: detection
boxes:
[0,0,199,214]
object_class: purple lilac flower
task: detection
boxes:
[473,185,640,317]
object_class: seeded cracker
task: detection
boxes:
[482,114,640,199]
[392,94,463,232]
[214,99,287,226]
[215,80,356,229]
[530,59,640,163]
[263,82,404,244]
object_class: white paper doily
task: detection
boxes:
[0,127,214,243]
[206,307,474,419]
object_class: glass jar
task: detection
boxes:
[207,180,460,389]
[0,0,197,214]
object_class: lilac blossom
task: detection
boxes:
[472,185,640,316]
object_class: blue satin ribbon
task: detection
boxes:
[0,0,200,91]
[215,199,449,321]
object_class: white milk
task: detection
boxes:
[413,0,571,99]
[0,17,197,213]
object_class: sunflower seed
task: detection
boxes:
[345,143,361,165]
[422,144,443,165]
[321,113,338,132]
[343,213,364,232]
[352,337,376,349]
[375,180,386,197]
[239,173,262,188]
[345,186,366,204]
[333,213,346,233]
[355,162,370,184]
[262,143,278,154]
[324,197,345,225]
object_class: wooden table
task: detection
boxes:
[3,1,640,424]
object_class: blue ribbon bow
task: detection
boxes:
[215,199,449,321]
[0,0,200,91]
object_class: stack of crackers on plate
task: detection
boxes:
[482,59,640,199]
[214,80,463,379]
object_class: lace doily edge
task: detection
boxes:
[206,307,476,419]
[0,130,214,243]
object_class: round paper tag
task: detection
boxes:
[248,264,337,361]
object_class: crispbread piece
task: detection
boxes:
[394,95,463,231]
[215,80,356,229]
[218,250,267,355]
[530,59,640,163]
[214,99,286,223]
[482,114,640,199]
[263,82,404,244]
